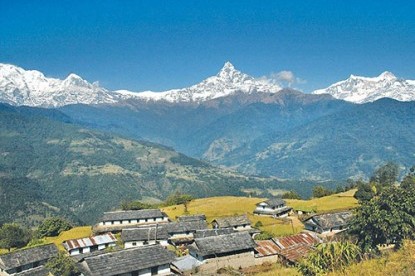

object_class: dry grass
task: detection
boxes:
[286,189,358,213]
[162,196,303,236]
[242,262,300,276]
[44,226,92,251]
[329,241,415,276]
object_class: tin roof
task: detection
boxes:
[255,240,281,257]
[272,232,321,263]
[63,233,117,251]
[100,209,167,222]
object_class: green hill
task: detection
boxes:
[0,104,289,225]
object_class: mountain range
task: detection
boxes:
[0,62,415,223]
[1,62,415,107]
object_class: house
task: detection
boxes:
[211,214,260,237]
[165,220,208,245]
[303,211,353,235]
[272,232,321,264]
[177,214,206,222]
[94,209,169,234]
[122,220,208,248]
[254,198,292,218]
[78,245,175,276]
[188,232,257,273]
[122,226,169,248]
[254,240,281,265]
[0,244,58,276]
[63,233,117,256]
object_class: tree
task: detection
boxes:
[45,252,79,276]
[312,186,333,198]
[0,223,31,252]
[36,217,72,238]
[298,242,361,275]
[370,162,399,188]
[281,190,301,200]
[350,186,415,251]
[401,166,415,190]
[354,182,375,202]
[121,200,153,210]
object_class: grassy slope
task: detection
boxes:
[286,189,358,213]
[162,190,357,237]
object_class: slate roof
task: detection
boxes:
[194,228,236,238]
[63,233,117,251]
[165,220,208,234]
[177,214,206,222]
[257,198,286,208]
[0,244,58,271]
[14,266,50,276]
[190,232,256,257]
[100,209,167,222]
[212,214,251,228]
[121,226,169,242]
[306,211,353,230]
[254,206,292,215]
[79,245,175,276]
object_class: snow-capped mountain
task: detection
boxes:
[0,63,117,107]
[313,71,415,104]
[116,62,282,103]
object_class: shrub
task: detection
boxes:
[36,217,72,238]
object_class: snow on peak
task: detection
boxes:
[313,72,415,104]
[116,62,282,103]
[0,63,117,107]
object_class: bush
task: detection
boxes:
[46,252,79,276]
[298,242,361,275]
[281,190,302,199]
[254,231,274,240]
[37,217,72,238]
[121,200,153,210]
[0,223,31,251]
[254,221,263,227]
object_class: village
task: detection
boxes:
[0,191,357,276]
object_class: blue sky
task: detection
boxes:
[1,0,414,92]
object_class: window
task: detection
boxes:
[143,241,149,245]
[151,266,158,275]
[132,242,137,246]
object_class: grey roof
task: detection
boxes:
[257,198,286,208]
[80,245,175,276]
[121,226,169,242]
[165,220,208,234]
[100,209,166,222]
[194,228,236,238]
[254,206,292,215]
[306,211,353,230]
[190,232,256,257]
[14,266,49,276]
[177,214,206,222]
[172,255,202,272]
[0,244,58,271]
[212,214,251,228]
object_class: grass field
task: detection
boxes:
[44,226,92,250]
[162,190,357,237]
[286,189,358,213]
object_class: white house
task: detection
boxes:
[94,209,169,234]
[303,211,353,235]
[122,226,169,248]
[63,233,117,256]
[254,198,292,218]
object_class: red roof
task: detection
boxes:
[255,232,321,262]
